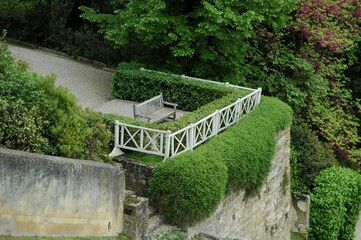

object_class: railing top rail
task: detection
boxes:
[115,121,169,134]
[140,68,258,92]
[171,125,192,136]
[193,111,218,126]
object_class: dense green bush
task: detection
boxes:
[218,96,292,192]
[309,167,361,240]
[149,153,228,226]
[112,62,236,111]
[0,98,49,153]
[290,123,338,193]
[0,39,111,161]
[149,96,292,225]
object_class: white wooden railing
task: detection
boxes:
[110,71,262,159]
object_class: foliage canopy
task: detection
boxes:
[80,0,297,81]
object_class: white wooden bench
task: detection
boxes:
[133,93,178,123]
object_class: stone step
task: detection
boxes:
[147,214,165,234]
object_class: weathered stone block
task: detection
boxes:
[0,147,125,237]
[115,156,154,197]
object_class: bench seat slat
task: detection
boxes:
[133,93,177,123]
[147,108,176,123]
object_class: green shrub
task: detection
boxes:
[149,153,228,226]
[0,98,49,153]
[0,40,111,161]
[112,62,236,111]
[149,96,292,225]
[309,167,361,240]
[36,76,112,160]
[291,123,338,193]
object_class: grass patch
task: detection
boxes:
[124,151,164,165]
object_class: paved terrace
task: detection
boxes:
[8,43,186,118]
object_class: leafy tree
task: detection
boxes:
[80,0,297,81]
[80,0,361,162]
[244,0,361,152]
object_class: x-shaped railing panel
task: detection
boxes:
[110,86,262,159]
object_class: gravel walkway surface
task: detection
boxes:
[9,44,112,108]
[8,43,186,118]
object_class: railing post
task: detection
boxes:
[213,110,220,136]
[189,124,195,150]
[109,120,124,157]
[114,120,120,147]
[164,130,171,159]
[256,87,262,105]
[235,99,242,122]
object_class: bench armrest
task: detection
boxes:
[163,101,178,110]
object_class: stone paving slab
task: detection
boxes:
[96,99,137,118]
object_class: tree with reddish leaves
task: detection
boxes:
[293,0,361,53]
[246,0,361,155]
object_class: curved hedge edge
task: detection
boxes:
[309,167,361,240]
[149,154,227,226]
[200,96,292,192]
[149,96,293,225]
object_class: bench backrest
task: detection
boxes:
[134,93,164,116]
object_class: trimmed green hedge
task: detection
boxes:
[149,96,293,225]
[309,167,361,240]
[149,154,228,225]
[112,62,236,111]
[219,96,292,192]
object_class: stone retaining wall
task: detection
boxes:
[187,127,291,239]
[0,147,125,237]
[115,156,154,197]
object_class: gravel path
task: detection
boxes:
[8,43,186,118]
[9,44,113,108]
